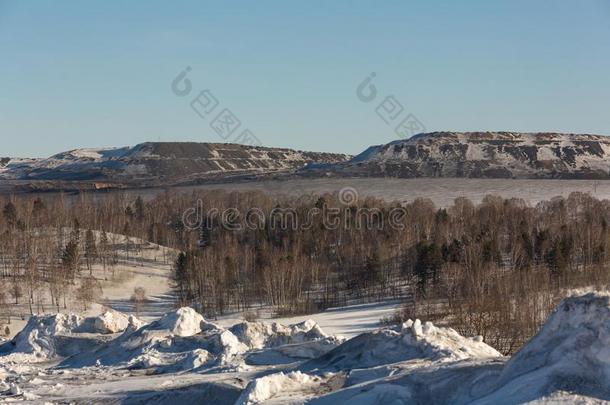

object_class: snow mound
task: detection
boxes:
[0,313,83,359]
[235,371,320,405]
[479,292,610,403]
[59,307,248,372]
[93,311,131,334]
[156,307,205,337]
[125,315,145,333]
[57,309,344,373]
[314,293,610,404]
[303,318,500,371]
[230,319,345,365]
[119,307,205,351]
[217,329,249,362]
[0,311,135,361]
[230,319,331,349]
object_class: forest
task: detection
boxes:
[1,189,609,354]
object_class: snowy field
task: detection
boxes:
[4,178,609,208]
[1,233,177,341]
[133,178,610,208]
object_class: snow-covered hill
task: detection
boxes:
[0,157,39,179]
[334,132,610,179]
[7,133,610,185]
[0,142,350,183]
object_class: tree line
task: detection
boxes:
[1,190,609,353]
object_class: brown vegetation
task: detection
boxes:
[2,190,610,353]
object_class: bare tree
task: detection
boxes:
[131,287,147,316]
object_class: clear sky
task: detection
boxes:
[1,0,609,157]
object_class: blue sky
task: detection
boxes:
[1,0,609,157]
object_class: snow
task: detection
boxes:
[93,310,130,334]
[45,306,344,379]
[308,292,610,405]
[0,232,177,340]
[229,319,335,350]
[0,311,136,362]
[2,231,610,405]
[302,318,500,372]
[474,292,610,403]
[236,371,320,404]
[218,300,400,338]
[159,177,610,211]
[314,383,413,405]
[1,313,83,359]
[155,307,204,337]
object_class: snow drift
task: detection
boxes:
[313,292,610,404]
[6,294,610,403]
[0,311,134,361]
[302,318,500,372]
[230,319,330,349]
[236,371,322,405]
[475,292,610,403]
[0,313,83,359]
[59,307,229,370]
[59,307,342,373]
[230,319,345,365]
[92,311,131,334]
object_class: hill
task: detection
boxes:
[0,142,350,184]
[332,132,610,179]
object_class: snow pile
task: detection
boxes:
[60,307,248,372]
[155,307,204,337]
[125,315,145,332]
[235,371,320,405]
[121,307,206,350]
[0,313,83,359]
[478,292,610,403]
[230,319,345,365]
[0,311,136,361]
[230,319,333,349]
[92,311,130,334]
[12,294,610,403]
[215,329,249,365]
[56,308,344,373]
[313,292,610,404]
[303,318,500,371]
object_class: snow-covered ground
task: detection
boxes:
[216,301,401,339]
[168,177,610,208]
[2,291,610,403]
[2,235,610,403]
[1,232,177,341]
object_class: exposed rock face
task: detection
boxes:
[0,142,350,182]
[7,133,610,183]
[335,132,610,179]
